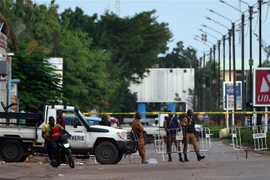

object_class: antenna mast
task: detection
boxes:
[116,0,120,15]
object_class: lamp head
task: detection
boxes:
[205,16,211,20]
[202,25,207,27]
[220,0,225,3]
[207,8,214,13]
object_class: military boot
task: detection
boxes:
[168,153,172,162]
[197,153,205,161]
[178,153,183,162]
[184,154,189,162]
[141,158,148,164]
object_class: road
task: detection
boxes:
[1,140,270,180]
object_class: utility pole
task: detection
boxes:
[241,13,245,114]
[249,5,253,126]
[212,45,216,110]
[199,57,203,111]
[203,52,206,112]
[232,22,237,112]
[257,0,263,126]
[228,30,232,82]
[258,0,262,67]
[218,40,221,110]
[209,48,213,111]
[222,35,226,82]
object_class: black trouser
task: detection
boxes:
[45,140,53,160]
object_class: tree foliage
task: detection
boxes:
[11,44,62,110]
[1,0,172,112]
[158,41,197,68]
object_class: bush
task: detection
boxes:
[210,129,220,139]
[238,128,270,148]
[204,125,226,139]
[239,128,254,147]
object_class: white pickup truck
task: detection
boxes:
[0,104,137,164]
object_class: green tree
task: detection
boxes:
[158,41,197,68]
[57,29,116,111]
[262,59,270,67]
[95,10,172,82]
[12,45,62,110]
[3,1,173,112]
[60,8,172,111]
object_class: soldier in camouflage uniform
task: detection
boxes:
[164,111,183,162]
[182,109,205,162]
[132,112,148,164]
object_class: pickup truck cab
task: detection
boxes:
[0,104,137,164]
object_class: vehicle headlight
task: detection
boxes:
[117,131,128,140]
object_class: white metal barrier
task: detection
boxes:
[231,125,268,151]
[252,125,268,150]
[153,127,212,161]
[231,126,244,151]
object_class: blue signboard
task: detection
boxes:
[203,114,209,120]
[223,81,242,110]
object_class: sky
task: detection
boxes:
[33,0,270,63]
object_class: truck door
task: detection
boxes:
[65,115,86,148]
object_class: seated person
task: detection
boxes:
[98,116,111,126]
[45,116,70,161]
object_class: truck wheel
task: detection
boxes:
[0,140,24,162]
[112,152,123,164]
[95,142,118,165]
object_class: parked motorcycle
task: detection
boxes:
[51,134,75,168]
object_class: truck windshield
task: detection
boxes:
[75,109,91,130]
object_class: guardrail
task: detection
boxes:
[153,127,212,161]
[83,111,270,115]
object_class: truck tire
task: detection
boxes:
[94,142,118,165]
[112,152,123,164]
[0,140,24,162]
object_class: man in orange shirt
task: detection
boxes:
[46,116,70,161]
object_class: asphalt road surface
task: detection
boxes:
[1,140,270,180]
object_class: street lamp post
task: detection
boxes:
[220,0,246,114]
[202,25,228,84]
[199,29,219,79]
[200,29,222,111]
[239,0,256,126]
[196,37,215,111]
[217,40,221,110]
[205,16,232,82]
[194,37,212,111]
[206,10,237,111]
[258,0,262,68]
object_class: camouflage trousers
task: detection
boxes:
[166,133,181,154]
[183,132,199,155]
[138,136,146,159]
